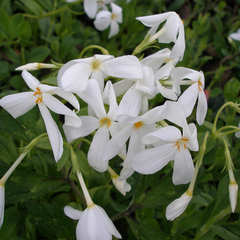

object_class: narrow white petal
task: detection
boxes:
[111,3,122,22]
[112,80,133,97]
[103,55,143,79]
[229,33,240,41]
[88,127,109,172]
[0,92,36,118]
[102,124,132,161]
[178,83,198,118]
[173,149,194,185]
[21,70,41,90]
[187,123,199,151]
[64,206,82,220]
[105,81,118,120]
[63,116,100,143]
[38,104,63,161]
[108,20,119,38]
[51,88,80,111]
[196,90,208,125]
[0,186,5,228]
[132,144,176,174]
[84,0,98,18]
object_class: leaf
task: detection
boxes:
[0,136,18,165]
[18,21,32,41]
[41,77,57,86]
[212,225,240,240]
[56,145,71,171]
[19,0,43,16]
[126,217,173,240]
[35,137,51,150]
[0,9,10,39]
[73,148,92,174]
[9,14,24,41]
[6,165,65,203]
[27,46,51,62]
[0,207,20,240]
[26,201,75,239]
[133,170,187,208]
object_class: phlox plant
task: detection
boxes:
[0,1,240,240]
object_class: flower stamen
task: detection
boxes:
[134,121,144,129]
[99,118,111,128]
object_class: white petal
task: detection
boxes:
[63,116,100,143]
[84,0,98,19]
[187,123,199,151]
[102,124,132,161]
[0,92,36,118]
[21,70,41,90]
[178,83,198,118]
[108,20,119,38]
[166,192,192,221]
[111,3,122,23]
[131,144,176,174]
[229,182,238,213]
[58,62,92,93]
[64,206,82,220]
[229,33,240,41]
[51,88,80,112]
[38,103,63,161]
[173,149,194,185]
[103,55,143,79]
[94,11,111,30]
[112,80,133,97]
[196,90,208,125]
[88,127,110,172]
[118,84,142,117]
[105,81,118,120]
[0,186,5,228]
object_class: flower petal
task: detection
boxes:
[196,89,208,125]
[38,103,63,161]
[94,10,111,30]
[64,206,82,220]
[21,70,41,90]
[84,0,98,18]
[108,20,119,38]
[0,92,36,118]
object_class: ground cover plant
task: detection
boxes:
[0,0,240,239]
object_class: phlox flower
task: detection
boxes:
[229,181,238,213]
[58,54,142,93]
[166,191,192,221]
[229,28,240,41]
[0,70,81,162]
[136,12,185,59]
[64,204,121,240]
[94,3,122,38]
[170,67,207,125]
[131,101,199,185]
[63,79,120,172]
[102,106,164,180]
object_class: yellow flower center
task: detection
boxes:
[198,78,203,92]
[33,87,43,104]
[175,138,189,152]
[134,121,144,129]
[111,13,117,21]
[90,59,101,72]
[99,118,111,128]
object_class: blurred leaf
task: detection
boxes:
[10,75,27,91]
[212,225,239,240]
[126,217,173,240]
[9,14,24,41]
[6,165,65,203]
[0,9,10,39]
[19,0,43,16]
[2,47,20,63]
[41,77,57,86]
[0,136,18,165]
[56,145,71,171]
[27,46,51,62]
[73,148,91,174]
[18,21,32,41]
[224,77,240,102]
[0,207,20,240]
[26,201,75,239]
[35,137,51,150]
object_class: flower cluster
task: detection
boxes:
[1,10,238,240]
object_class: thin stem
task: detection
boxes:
[76,171,94,207]
[79,45,109,58]
[216,125,240,135]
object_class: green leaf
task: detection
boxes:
[10,75,27,91]
[0,207,20,240]
[2,47,20,63]
[18,21,32,41]
[41,77,57,86]
[126,217,173,240]
[0,9,10,39]
[133,170,187,208]
[56,145,71,171]
[9,14,24,41]
[73,148,92,174]
[19,0,43,16]
[27,46,51,62]
[35,137,51,150]
[224,77,240,102]
[0,136,18,165]
[6,165,65,203]
[26,201,75,239]
[212,225,240,240]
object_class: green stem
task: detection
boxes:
[216,125,240,135]
[194,207,231,240]
[79,45,110,58]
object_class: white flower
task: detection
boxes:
[136,12,185,60]
[58,54,143,93]
[229,181,238,213]
[94,3,122,38]
[171,67,207,125]
[0,185,5,228]
[112,176,131,196]
[132,102,199,185]
[229,28,240,41]
[63,79,120,172]
[64,204,121,240]
[0,70,81,162]
[166,191,192,221]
